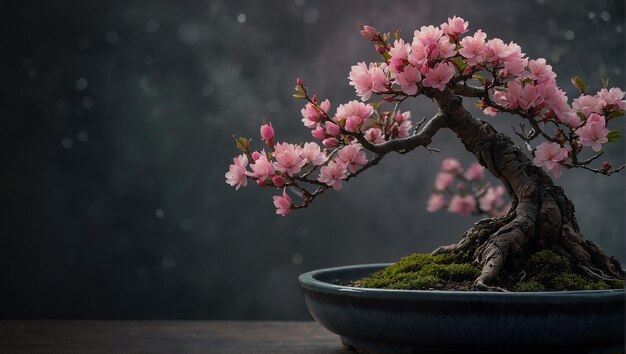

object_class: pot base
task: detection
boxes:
[299,264,625,353]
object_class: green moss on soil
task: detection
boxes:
[353,250,624,292]
[352,253,480,291]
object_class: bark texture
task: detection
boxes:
[428,88,623,290]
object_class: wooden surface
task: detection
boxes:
[0,320,353,354]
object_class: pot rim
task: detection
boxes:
[299,263,624,302]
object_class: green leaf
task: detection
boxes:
[450,57,468,73]
[601,78,609,88]
[235,136,250,152]
[292,93,305,99]
[576,112,586,122]
[472,73,486,83]
[573,76,587,93]
[606,111,624,121]
[607,130,622,143]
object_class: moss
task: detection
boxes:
[353,250,623,291]
[352,253,479,290]
[520,250,618,291]
[515,280,545,292]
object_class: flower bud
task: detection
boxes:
[360,25,378,41]
[311,125,326,140]
[251,151,262,161]
[376,46,386,55]
[256,179,267,187]
[271,175,286,188]
[260,123,274,143]
[296,78,304,87]
[322,138,339,148]
[325,122,341,137]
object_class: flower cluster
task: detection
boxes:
[350,17,624,178]
[427,158,510,217]
[226,117,373,215]
[227,17,624,216]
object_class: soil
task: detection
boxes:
[349,251,624,292]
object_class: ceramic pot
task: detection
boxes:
[298,263,625,353]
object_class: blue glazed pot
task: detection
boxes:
[298,264,625,353]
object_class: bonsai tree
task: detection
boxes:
[225,17,625,291]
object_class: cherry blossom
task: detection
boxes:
[464,163,485,181]
[348,62,389,101]
[273,189,293,216]
[422,62,455,91]
[318,160,349,191]
[533,142,569,178]
[301,99,331,128]
[273,143,306,176]
[335,100,374,132]
[394,65,421,95]
[598,88,626,111]
[301,142,326,165]
[434,172,454,191]
[441,16,468,38]
[448,195,476,216]
[260,123,274,144]
[572,94,603,117]
[479,186,506,213]
[247,150,275,180]
[225,154,249,190]
[458,30,487,66]
[441,158,463,174]
[427,194,447,212]
[578,113,608,152]
[337,144,368,173]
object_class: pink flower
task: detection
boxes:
[533,142,569,178]
[273,189,292,216]
[459,30,487,66]
[389,39,410,73]
[572,94,603,117]
[464,163,485,181]
[436,36,458,59]
[426,194,447,212]
[422,62,455,91]
[394,64,421,95]
[484,38,515,63]
[271,175,286,188]
[360,25,378,41]
[500,42,527,77]
[517,84,544,111]
[318,160,349,190]
[260,123,274,144]
[364,127,384,144]
[441,158,463,174]
[479,186,506,213]
[527,58,556,84]
[225,154,249,190]
[598,87,626,111]
[322,138,339,148]
[301,99,330,128]
[578,113,608,152]
[499,79,523,109]
[441,16,468,38]
[348,62,389,101]
[414,25,443,46]
[311,125,326,140]
[335,100,374,121]
[324,122,341,137]
[393,111,413,138]
[434,172,454,191]
[273,143,306,176]
[448,195,476,216]
[338,144,368,173]
[247,150,275,180]
[301,142,326,165]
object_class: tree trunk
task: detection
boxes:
[428,88,623,290]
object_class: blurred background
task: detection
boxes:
[1,0,624,320]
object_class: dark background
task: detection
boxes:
[1,0,624,320]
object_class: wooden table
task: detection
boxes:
[0,321,353,353]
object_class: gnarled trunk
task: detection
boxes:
[429,88,623,290]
